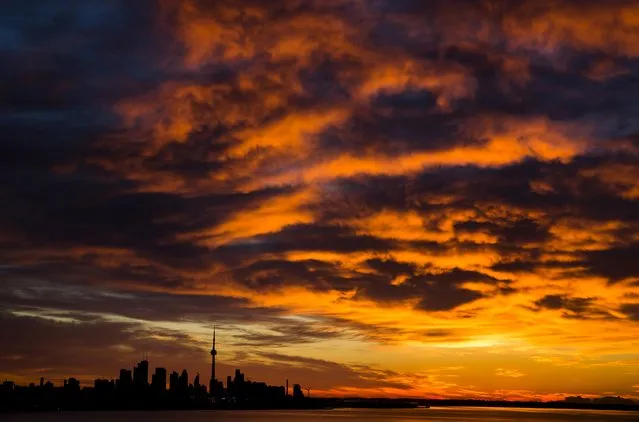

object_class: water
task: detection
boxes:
[2,408,638,422]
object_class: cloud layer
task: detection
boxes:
[1,0,639,400]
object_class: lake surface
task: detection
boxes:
[3,408,638,422]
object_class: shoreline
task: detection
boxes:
[2,400,638,414]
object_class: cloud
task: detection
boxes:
[496,368,525,378]
[2,0,639,401]
[620,304,639,321]
[0,278,284,324]
[230,322,357,347]
[533,295,615,320]
[582,244,639,283]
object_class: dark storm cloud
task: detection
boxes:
[315,177,416,220]
[227,247,507,311]
[581,243,639,283]
[314,51,639,159]
[533,295,615,320]
[415,284,484,312]
[535,295,594,313]
[318,156,639,281]
[361,0,639,142]
[0,0,168,108]
[356,268,509,311]
[424,268,503,284]
[455,219,551,245]
[455,49,639,125]
[318,163,554,220]
[231,258,359,291]
[1,184,287,251]
[318,89,467,156]
[620,304,639,321]
[0,169,295,284]
[490,259,574,274]
[215,224,396,266]
[412,269,508,311]
[365,258,416,278]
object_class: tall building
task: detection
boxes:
[169,371,179,393]
[118,369,133,392]
[194,373,200,389]
[234,368,245,385]
[209,326,217,396]
[151,367,167,392]
[226,375,234,396]
[133,358,149,388]
[94,379,115,395]
[179,369,189,391]
[64,377,80,393]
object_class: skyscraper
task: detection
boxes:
[151,367,167,392]
[118,369,132,392]
[209,326,217,396]
[179,369,189,391]
[133,358,149,388]
[169,371,179,393]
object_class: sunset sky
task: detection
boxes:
[2,0,639,401]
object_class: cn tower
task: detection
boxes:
[209,326,217,396]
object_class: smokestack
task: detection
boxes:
[286,379,289,396]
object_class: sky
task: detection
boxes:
[1,0,639,401]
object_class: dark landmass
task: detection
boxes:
[0,379,425,412]
[3,380,638,413]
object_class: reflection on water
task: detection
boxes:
[3,407,638,422]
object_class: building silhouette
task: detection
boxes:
[151,367,167,392]
[63,378,80,394]
[169,371,179,393]
[133,358,149,389]
[179,369,189,392]
[94,378,115,393]
[118,368,132,392]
